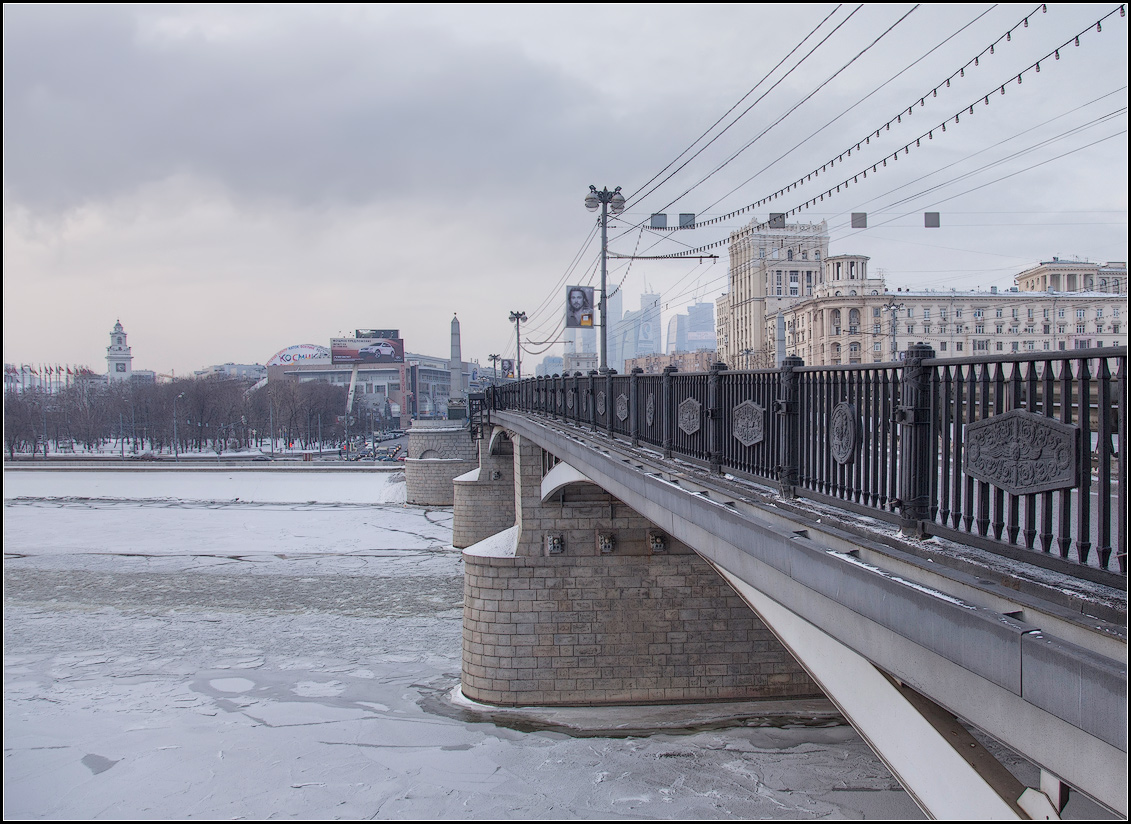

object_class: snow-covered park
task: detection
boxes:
[3,467,1103,819]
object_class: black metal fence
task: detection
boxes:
[490,346,1126,582]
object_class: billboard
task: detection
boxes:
[267,344,332,367]
[355,329,399,340]
[565,286,595,329]
[331,337,405,365]
[501,359,515,379]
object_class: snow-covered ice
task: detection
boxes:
[5,467,1099,819]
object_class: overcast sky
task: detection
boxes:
[4,4,1127,376]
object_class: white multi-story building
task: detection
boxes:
[716,216,830,368]
[777,258,1128,366]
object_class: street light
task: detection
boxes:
[508,312,527,380]
[172,392,184,462]
[584,185,625,372]
[882,301,904,360]
[488,354,501,385]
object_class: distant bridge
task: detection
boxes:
[473,345,1125,819]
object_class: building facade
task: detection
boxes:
[778,267,1127,367]
[717,216,830,368]
[1014,258,1126,294]
[625,350,720,374]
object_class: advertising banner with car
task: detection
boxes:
[330,337,405,365]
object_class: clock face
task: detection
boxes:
[116,363,126,372]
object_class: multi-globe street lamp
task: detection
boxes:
[584,185,625,372]
[508,313,527,380]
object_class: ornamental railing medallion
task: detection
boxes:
[963,409,1078,496]
[677,398,701,436]
[556,389,563,409]
[830,402,860,465]
[596,390,606,416]
[615,393,629,422]
[732,400,765,447]
[646,393,655,427]
[566,388,575,410]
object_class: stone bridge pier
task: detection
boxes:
[451,427,820,707]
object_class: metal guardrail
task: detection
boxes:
[491,346,1127,584]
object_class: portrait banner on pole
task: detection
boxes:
[565,286,595,328]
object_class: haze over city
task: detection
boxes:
[4,4,1127,376]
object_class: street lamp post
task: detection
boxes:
[883,302,904,360]
[584,185,625,372]
[509,312,527,380]
[488,354,501,386]
[172,392,184,462]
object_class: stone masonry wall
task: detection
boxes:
[405,421,479,506]
[452,435,516,548]
[462,552,820,706]
[460,431,821,706]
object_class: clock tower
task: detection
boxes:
[106,320,133,382]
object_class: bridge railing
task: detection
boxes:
[488,345,1126,582]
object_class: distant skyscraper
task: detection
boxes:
[666,302,716,353]
[611,293,660,371]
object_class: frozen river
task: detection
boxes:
[2,468,956,818]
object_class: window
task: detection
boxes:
[975,324,985,334]
[1025,341,1035,351]
[940,342,947,351]
[1027,308,1034,320]
[1011,308,1019,319]
[973,308,983,318]
[801,250,808,260]
[1077,324,1086,334]
[996,342,1004,351]
[873,307,881,317]
[996,324,1004,334]
[873,324,882,334]
[1077,308,1086,319]
[975,340,988,351]
[759,247,766,259]
[906,324,915,334]
[1097,308,1104,318]
[956,342,963,351]
[955,309,963,319]
[1043,308,1050,319]
[873,341,882,352]
[1044,325,1050,334]
[906,308,914,318]
[924,309,931,320]
[996,308,1004,318]
[1058,308,1066,318]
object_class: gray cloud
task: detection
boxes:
[4,5,654,214]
